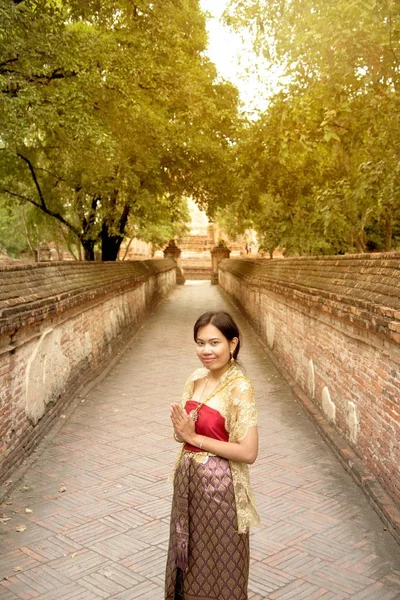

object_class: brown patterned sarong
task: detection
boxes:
[165,453,249,600]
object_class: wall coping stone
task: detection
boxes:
[220,254,400,343]
[0,259,176,335]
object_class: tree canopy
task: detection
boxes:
[2,0,398,260]
[0,0,241,260]
[223,0,400,255]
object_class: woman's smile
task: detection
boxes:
[195,323,234,374]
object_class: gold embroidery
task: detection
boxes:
[183,450,217,464]
[179,364,260,533]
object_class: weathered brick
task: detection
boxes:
[220,254,400,510]
[0,259,176,487]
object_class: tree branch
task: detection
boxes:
[17,152,46,207]
[0,57,18,70]
[138,83,156,90]
[26,69,78,83]
[21,205,37,258]
[121,237,134,260]
[58,222,79,260]
[35,165,75,187]
[1,69,78,96]
[118,203,131,235]
[2,187,82,240]
[82,195,100,237]
[2,188,41,207]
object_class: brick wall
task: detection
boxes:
[219,254,400,508]
[0,260,176,486]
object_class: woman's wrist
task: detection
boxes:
[190,433,206,449]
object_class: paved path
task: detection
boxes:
[1,282,400,600]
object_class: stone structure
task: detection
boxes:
[178,198,245,280]
[118,237,152,261]
[211,243,231,284]
[37,242,52,262]
[163,240,185,284]
[0,251,13,266]
[0,260,176,486]
[219,253,400,534]
[178,199,214,279]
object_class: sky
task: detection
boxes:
[199,0,278,114]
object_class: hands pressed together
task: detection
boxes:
[170,403,196,444]
[170,400,258,464]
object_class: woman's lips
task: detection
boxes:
[202,357,215,363]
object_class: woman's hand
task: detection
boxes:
[170,403,196,444]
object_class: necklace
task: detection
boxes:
[189,376,221,423]
[188,373,243,423]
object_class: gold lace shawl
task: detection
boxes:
[179,364,260,534]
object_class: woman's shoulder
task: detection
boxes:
[227,366,254,390]
[231,377,254,391]
[187,367,208,383]
[181,367,208,402]
[182,367,208,389]
[226,368,255,404]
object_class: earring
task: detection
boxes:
[230,350,235,363]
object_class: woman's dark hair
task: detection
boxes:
[193,311,241,360]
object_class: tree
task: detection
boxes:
[224,0,400,254]
[0,0,241,260]
[0,197,75,260]
[0,201,30,258]
[124,194,190,256]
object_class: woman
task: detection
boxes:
[165,311,259,600]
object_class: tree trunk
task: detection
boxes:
[80,195,100,261]
[83,240,95,261]
[100,202,130,261]
[385,206,392,252]
[101,224,124,261]
[355,233,366,253]
[21,204,40,261]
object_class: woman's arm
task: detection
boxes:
[192,425,258,464]
[170,403,258,465]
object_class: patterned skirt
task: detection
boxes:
[165,452,249,600]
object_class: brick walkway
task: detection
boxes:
[1,282,400,600]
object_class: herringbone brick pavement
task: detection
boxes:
[1,282,399,599]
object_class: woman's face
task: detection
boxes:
[195,323,237,372]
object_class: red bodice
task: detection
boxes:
[184,400,229,452]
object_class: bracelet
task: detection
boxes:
[173,433,183,443]
[199,435,205,450]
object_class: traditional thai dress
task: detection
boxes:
[165,364,259,600]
